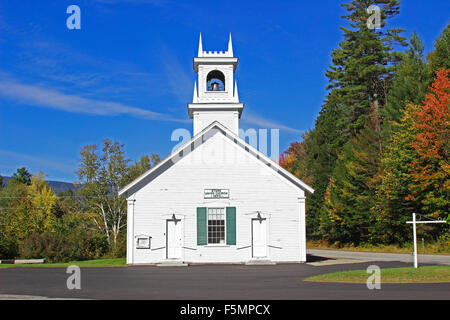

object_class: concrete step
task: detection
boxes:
[245,259,276,265]
[156,261,188,267]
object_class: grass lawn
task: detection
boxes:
[305,266,450,283]
[0,258,126,269]
[307,240,450,255]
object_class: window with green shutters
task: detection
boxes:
[197,206,236,246]
[226,207,236,245]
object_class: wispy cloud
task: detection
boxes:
[0,149,75,177]
[242,112,303,134]
[159,45,193,105]
[13,40,166,98]
[0,72,187,123]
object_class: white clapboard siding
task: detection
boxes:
[129,131,306,264]
[194,111,238,135]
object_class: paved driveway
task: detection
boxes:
[0,261,449,300]
[308,249,450,265]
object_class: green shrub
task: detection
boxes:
[103,233,126,259]
[0,232,18,259]
[19,214,108,262]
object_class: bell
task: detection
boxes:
[212,82,220,91]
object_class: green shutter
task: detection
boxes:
[197,207,207,245]
[226,207,236,245]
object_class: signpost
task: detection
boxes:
[406,213,447,268]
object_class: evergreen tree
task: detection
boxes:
[428,23,450,72]
[382,32,431,135]
[305,93,343,238]
[326,0,405,138]
[320,106,383,245]
[10,167,32,185]
[305,0,405,239]
[375,103,421,244]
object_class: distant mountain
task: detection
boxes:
[1,176,79,194]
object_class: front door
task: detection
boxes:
[166,219,182,259]
[252,218,267,258]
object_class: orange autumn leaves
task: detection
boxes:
[279,141,312,186]
[407,68,450,219]
[280,68,449,224]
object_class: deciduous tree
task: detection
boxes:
[407,68,449,221]
[77,139,160,250]
[77,140,129,249]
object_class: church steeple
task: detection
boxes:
[198,33,203,57]
[188,33,244,135]
[233,80,239,103]
[228,33,233,57]
[193,80,198,103]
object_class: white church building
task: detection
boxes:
[119,34,314,265]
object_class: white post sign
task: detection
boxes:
[406,213,446,268]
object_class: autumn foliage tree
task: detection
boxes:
[0,170,59,258]
[279,139,312,185]
[279,11,448,247]
[407,68,450,221]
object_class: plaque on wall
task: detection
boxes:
[136,236,151,249]
[204,189,230,199]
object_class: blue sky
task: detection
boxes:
[0,0,449,182]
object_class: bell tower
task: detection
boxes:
[188,33,244,135]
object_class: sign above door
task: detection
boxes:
[204,189,229,199]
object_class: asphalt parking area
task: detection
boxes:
[1,260,449,299]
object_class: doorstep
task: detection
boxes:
[156,260,188,267]
[245,259,276,265]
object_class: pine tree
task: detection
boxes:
[305,0,405,239]
[382,32,431,135]
[375,103,421,244]
[320,106,383,245]
[10,167,32,185]
[305,92,343,238]
[428,23,450,73]
[326,0,405,138]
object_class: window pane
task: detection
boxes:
[207,208,225,244]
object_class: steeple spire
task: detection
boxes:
[193,81,198,103]
[228,33,233,57]
[198,33,203,57]
[233,80,239,102]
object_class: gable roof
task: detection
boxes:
[119,121,314,196]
